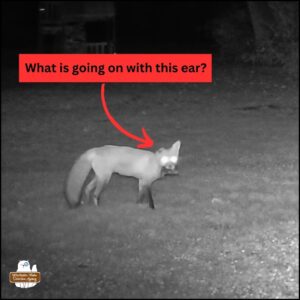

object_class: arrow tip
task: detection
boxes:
[137,128,154,149]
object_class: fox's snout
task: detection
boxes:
[165,163,175,170]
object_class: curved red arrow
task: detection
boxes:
[101,83,154,149]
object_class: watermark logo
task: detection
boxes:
[9,260,41,288]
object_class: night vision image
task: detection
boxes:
[1,1,299,298]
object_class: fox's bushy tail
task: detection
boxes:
[64,152,92,208]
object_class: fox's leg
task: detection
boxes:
[146,187,155,209]
[93,177,105,206]
[85,177,97,203]
[92,173,112,206]
[137,180,147,204]
[138,180,155,209]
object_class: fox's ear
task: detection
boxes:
[172,140,181,153]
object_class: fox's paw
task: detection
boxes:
[137,203,148,209]
[93,197,99,206]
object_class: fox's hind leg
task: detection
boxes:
[85,177,97,204]
[92,177,104,206]
[92,173,112,206]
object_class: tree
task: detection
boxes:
[247,1,299,75]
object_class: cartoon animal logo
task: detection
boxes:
[14,260,39,288]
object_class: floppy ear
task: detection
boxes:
[171,140,181,154]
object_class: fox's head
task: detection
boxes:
[155,140,181,173]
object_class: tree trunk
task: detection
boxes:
[247,1,276,51]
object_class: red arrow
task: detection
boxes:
[101,83,154,149]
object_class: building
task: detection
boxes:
[38,1,116,53]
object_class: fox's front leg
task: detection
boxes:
[137,180,155,209]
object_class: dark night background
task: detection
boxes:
[1,1,299,299]
[1,1,298,74]
[2,1,246,59]
[2,1,222,51]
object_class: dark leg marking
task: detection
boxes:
[146,187,155,209]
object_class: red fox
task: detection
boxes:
[64,140,181,209]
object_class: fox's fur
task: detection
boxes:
[64,141,181,209]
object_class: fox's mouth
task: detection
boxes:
[162,165,179,176]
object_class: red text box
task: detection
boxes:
[19,54,212,83]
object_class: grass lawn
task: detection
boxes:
[1,66,298,298]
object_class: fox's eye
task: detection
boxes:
[160,156,169,165]
[170,156,178,164]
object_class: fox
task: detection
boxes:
[64,140,181,209]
